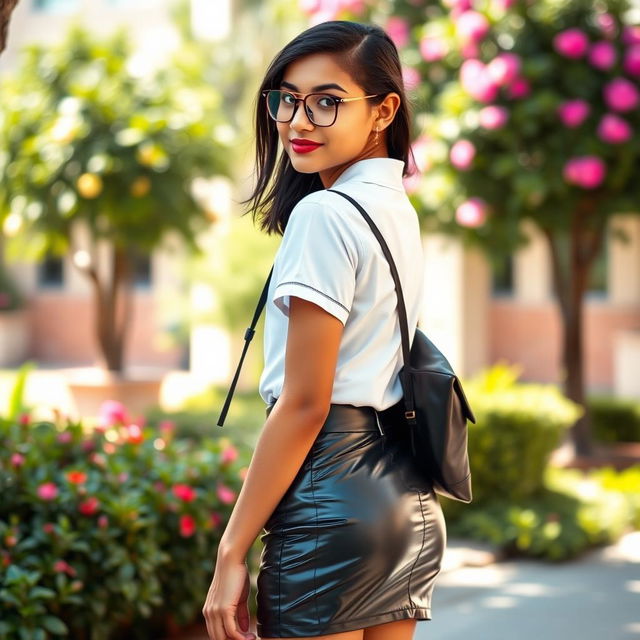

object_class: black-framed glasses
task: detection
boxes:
[262,89,382,127]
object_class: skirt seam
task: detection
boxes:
[310,443,321,627]
[407,489,427,608]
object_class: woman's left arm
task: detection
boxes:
[202,296,344,640]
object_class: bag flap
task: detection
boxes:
[453,377,477,424]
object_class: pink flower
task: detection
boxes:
[460,60,499,102]
[221,444,239,464]
[89,452,106,467]
[553,28,589,58]
[623,45,640,76]
[179,514,196,537]
[210,512,222,528]
[456,11,490,43]
[159,419,175,431]
[622,25,640,46]
[402,66,421,91]
[455,198,488,227]
[460,41,480,59]
[98,514,109,529]
[216,483,237,505]
[419,36,448,62]
[65,470,87,484]
[56,431,72,444]
[10,453,25,467]
[450,140,476,170]
[172,483,197,502]
[505,76,530,99]
[478,105,509,129]
[37,482,59,501]
[557,99,590,127]
[42,522,56,534]
[603,77,640,112]
[588,41,616,69]
[487,52,521,85]
[386,16,410,49]
[563,156,606,189]
[596,13,617,39]
[78,496,100,515]
[597,114,632,144]
[98,400,129,428]
[19,414,30,426]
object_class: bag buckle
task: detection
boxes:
[405,410,416,419]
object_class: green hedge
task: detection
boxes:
[0,405,258,640]
[587,395,640,443]
[446,465,639,561]
[457,363,582,506]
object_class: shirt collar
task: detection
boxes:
[330,157,406,192]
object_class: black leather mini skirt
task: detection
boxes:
[255,399,447,638]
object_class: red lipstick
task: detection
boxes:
[290,138,323,154]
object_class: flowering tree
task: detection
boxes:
[0,25,229,373]
[300,0,640,456]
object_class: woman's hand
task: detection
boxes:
[202,554,256,640]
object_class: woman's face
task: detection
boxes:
[274,52,383,185]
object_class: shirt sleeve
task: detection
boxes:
[272,198,360,326]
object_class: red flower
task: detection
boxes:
[78,496,100,516]
[126,424,144,444]
[179,514,196,537]
[66,470,87,484]
[42,522,56,534]
[37,482,59,501]
[18,413,30,426]
[98,515,109,529]
[172,483,197,502]
[210,512,222,528]
[53,560,77,576]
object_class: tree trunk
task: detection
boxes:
[84,244,134,374]
[0,0,20,54]
[542,197,607,457]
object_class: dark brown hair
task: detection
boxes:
[243,20,413,236]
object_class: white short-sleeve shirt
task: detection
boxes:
[258,157,424,412]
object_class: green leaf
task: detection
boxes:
[41,616,69,635]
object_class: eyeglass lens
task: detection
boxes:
[265,90,338,126]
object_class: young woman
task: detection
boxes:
[202,20,446,640]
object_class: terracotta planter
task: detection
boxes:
[0,309,29,367]
[64,366,167,419]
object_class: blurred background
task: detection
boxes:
[0,1,639,639]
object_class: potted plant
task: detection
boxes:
[0,23,229,416]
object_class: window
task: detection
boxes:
[32,0,78,13]
[491,254,514,297]
[131,250,152,289]
[37,254,64,289]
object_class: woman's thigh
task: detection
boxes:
[363,618,417,640]
[260,630,363,640]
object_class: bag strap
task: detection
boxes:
[216,189,417,427]
[217,264,274,426]
[326,189,416,423]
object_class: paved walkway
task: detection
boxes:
[417,530,640,640]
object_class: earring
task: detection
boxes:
[374,126,379,144]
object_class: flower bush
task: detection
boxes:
[0,400,254,640]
